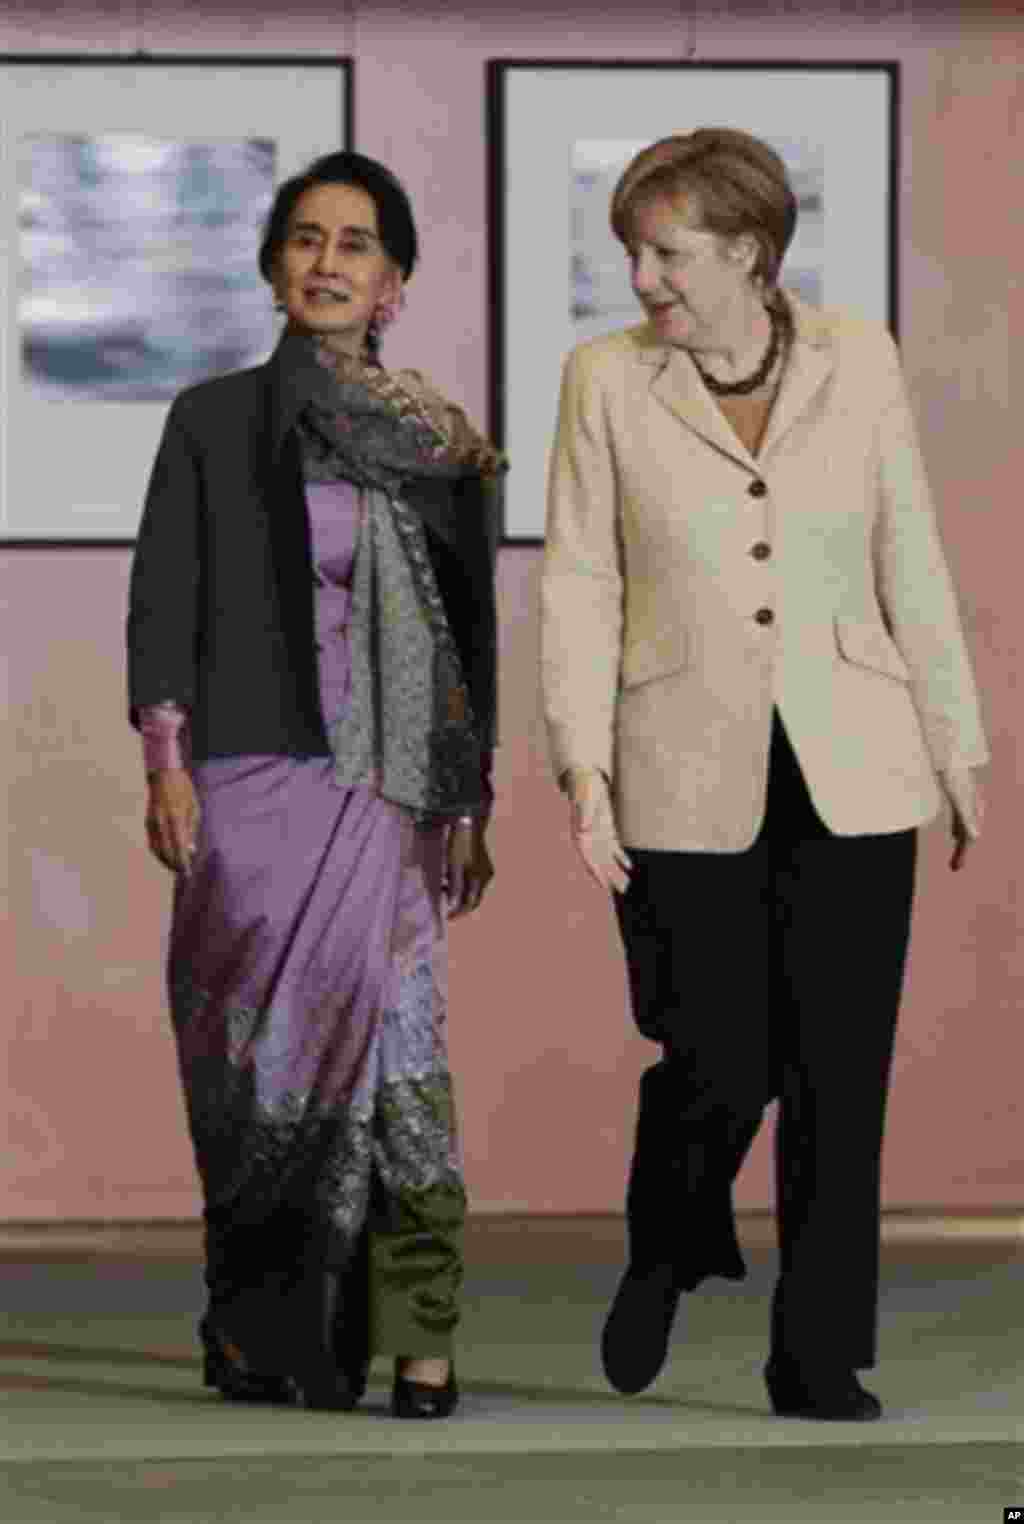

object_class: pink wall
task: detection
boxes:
[3,0,1022,1220]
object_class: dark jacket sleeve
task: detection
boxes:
[444,473,500,754]
[126,398,202,728]
[411,471,501,755]
[474,476,502,804]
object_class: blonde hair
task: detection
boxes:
[610,127,798,294]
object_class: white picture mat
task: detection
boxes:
[0,62,348,540]
[501,68,893,541]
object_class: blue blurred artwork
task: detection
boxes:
[19,135,278,401]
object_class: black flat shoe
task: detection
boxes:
[202,1311,357,1413]
[202,1331,296,1405]
[765,1359,882,1421]
[601,1264,682,1395]
[391,1369,459,1420]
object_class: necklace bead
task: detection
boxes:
[691,307,783,397]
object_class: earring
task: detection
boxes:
[372,288,406,334]
[365,288,405,360]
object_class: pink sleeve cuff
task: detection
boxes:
[140,702,189,772]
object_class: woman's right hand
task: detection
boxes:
[566,768,632,895]
[941,765,985,872]
[145,769,201,876]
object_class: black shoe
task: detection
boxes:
[204,1311,358,1413]
[201,1326,296,1406]
[601,1264,682,1395]
[765,1358,883,1421]
[391,1368,459,1419]
[204,1267,365,1414]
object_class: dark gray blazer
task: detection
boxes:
[127,344,500,765]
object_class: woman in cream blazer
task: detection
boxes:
[541,128,988,1422]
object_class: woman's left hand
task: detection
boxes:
[445,819,494,919]
[941,766,985,871]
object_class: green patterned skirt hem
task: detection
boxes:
[367,1179,466,1357]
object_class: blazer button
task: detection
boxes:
[754,607,775,626]
[751,541,772,560]
[748,478,768,498]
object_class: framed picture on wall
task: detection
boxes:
[488,60,899,544]
[0,54,352,544]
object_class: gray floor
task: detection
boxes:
[1,1220,1021,1523]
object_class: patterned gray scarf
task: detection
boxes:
[279,334,504,822]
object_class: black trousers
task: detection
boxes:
[614,711,917,1369]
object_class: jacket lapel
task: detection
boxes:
[630,294,837,469]
[266,332,310,465]
[266,328,359,467]
[758,315,834,460]
[638,332,759,472]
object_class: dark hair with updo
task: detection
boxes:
[611,127,797,295]
[258,150,419,284]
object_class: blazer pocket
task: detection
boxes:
[620,627,691,691]
[834,616,911,683]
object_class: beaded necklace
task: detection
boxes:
[690,303,783,397]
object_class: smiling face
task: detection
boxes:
[272,181,401,356]
[626,193,758,350]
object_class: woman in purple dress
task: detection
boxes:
[127,152,504,1417]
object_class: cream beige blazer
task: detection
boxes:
[541,295,989,851]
